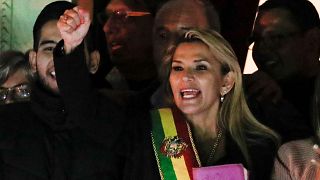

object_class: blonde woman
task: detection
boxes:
[273,74,320,180]
[146,29,279,180]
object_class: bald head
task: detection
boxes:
[153,0,220,71]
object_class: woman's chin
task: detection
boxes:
[178,105,200,116]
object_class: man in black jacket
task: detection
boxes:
[0,1,126,179]
[244,0,320,142]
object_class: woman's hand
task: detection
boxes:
[57,6,91,54]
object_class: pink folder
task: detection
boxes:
[192,163,248,180]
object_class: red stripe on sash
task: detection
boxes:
[172,107,200,179]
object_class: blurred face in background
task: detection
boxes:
[252,8,308,82]
[0,70,31,105]
[153,0,211,71]
[1,70,29,89]
[101,0,154,68]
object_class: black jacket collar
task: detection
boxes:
[30,81,74,131]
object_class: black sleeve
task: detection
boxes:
[53,40,126,148]
[247,96,313,143]
[248,137,278,180]
[53,40,95,125]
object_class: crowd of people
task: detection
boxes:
[0,0,319,179]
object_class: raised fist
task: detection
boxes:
[57,6,91,53]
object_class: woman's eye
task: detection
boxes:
[196,65,207,70]
[172,66,183,71]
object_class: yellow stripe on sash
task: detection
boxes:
[159,109,191,180]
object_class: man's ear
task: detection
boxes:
[88,50,100,74]
[29,50,37,73]
[220,71,235,96]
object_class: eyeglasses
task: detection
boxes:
[247,32,302,47]
[97,10,151,25]
[0,84,31,105]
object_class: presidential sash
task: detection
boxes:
[150,108,199,180]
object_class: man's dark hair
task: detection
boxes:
[201,0,221,32]
[95,0,165,17]
[259,0,320,32]
[33,1,76,51]
[121,0,166,16]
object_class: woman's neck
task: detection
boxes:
[185,107,225,165]
[187,113,226,166]
[186,108,219,140]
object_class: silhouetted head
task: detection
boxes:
[251,0,320,82]
[153,0,220,73]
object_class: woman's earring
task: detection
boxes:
[220,90,227,103]
[220,95,225,103]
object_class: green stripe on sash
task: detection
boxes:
[151,108,191,180]
[151,109,177,180]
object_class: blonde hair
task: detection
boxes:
[161,29,279,166]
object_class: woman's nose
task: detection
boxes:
[182,70,194,82]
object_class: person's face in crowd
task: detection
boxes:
[153,0,210,70]
[1,70,29,89]
[252,8,308,81]
[29,20,101,95]
[102,0,153,67]
[0,70,31,104]
[84,42,101,74]
[169,42,227,116]
[29,20,61,95]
